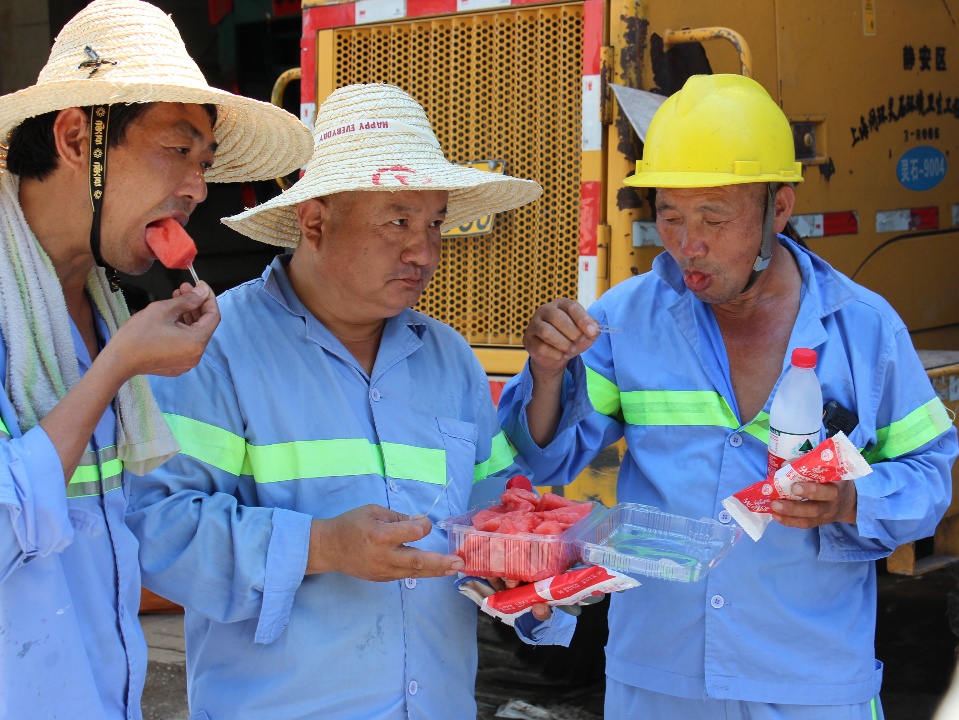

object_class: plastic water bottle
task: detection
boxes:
[767,348,823,476]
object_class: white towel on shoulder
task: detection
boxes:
[0,168,178,475]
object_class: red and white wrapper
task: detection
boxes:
[481,565,640,623]
[722,431,872,541]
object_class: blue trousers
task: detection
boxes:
[605,678,885,720]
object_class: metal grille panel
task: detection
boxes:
[331,4,583,346]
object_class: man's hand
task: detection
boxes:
[306,504,465,581]
[488,577,551,621]
[523,298,602,447]
[771,480,858,529]
[105,281,220,379]
[524,298,600,379]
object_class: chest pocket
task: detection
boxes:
[436,417,477,519]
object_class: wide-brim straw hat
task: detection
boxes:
[0,0,311,183]
[222,83,543,247]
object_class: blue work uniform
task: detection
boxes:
[498,237,957,713]
[0,313,146,719]
[126,256,572,720]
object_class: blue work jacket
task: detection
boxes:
[0,313,146,719]
[127,256,572,720]
[499,237,957,706]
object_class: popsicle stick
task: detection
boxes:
[424,480,451,517]
[188,263,200,286]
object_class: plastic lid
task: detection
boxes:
[791,348,818,369]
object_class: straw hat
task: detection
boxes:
[0,0,311,183]
[222,83,543,247]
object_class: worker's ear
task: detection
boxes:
[295,197,332,250]
[772,184,797,234]
[51,107,90,174]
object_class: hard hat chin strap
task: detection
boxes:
[88,105,120,292]
[740,184,777,294]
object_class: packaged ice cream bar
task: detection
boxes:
[722,431,872,542]
[480,564,640,624]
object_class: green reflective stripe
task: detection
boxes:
[864,397,954,463]
[248,438,449,485]
[165,413,250,475]
[473,431,517,483]
[620,390,739,428]
[585,367,622,418]
[382,441,446,485]
[871,697,878,720]
[0,417,9,439]
[248,438,385,484]
[742,411,770,443]
[67,446,123,498]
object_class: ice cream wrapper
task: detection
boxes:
[722,431,872,542]
[481,565,640,624]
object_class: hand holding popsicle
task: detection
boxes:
[146,218,200,284]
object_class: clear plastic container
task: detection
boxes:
[437,502,604,582]
[439,501,742,583]
[573,503,743,582]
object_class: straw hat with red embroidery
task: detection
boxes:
[222,83,543,247]
[0,0,311,183]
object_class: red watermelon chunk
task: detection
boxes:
[453,486,597,581]
[471,509,506,532]
[535,492,581,511]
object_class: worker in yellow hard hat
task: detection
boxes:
[498,73,956,720]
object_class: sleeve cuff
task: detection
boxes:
[513,607,577,647]
[0,425,72,559]
[254,508,312,644]
[516,358,595,456]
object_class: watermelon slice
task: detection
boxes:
[146,218,197,270]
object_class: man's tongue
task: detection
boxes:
[684,270,711,293]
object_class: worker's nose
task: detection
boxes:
[402,226,440,267]
[178,168,208,207]
[677,224,707,259]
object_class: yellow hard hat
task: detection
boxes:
[624,74,803,188]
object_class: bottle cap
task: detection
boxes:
[791,348,818,369]
[506,475,534,492]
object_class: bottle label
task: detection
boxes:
[767,428,819,476]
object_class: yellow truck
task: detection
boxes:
[279,0,959,575]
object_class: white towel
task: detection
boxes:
[0,169,178,475]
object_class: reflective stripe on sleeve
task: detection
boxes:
[0,417,9,439]
[473,431,517,483]
[164,413,251,476]
[67,445,123,498]
[585,366,621,418]
[864,397,954,463]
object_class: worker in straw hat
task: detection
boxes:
[127,82,575,719]
[498,73,956,719]
[0,0,311,717]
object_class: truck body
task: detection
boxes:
[290,0,959,573]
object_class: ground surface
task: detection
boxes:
[141,566,959,720]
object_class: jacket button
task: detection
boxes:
[710,594,725,609]
[370,388,381,401]
[728,433,743,447]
